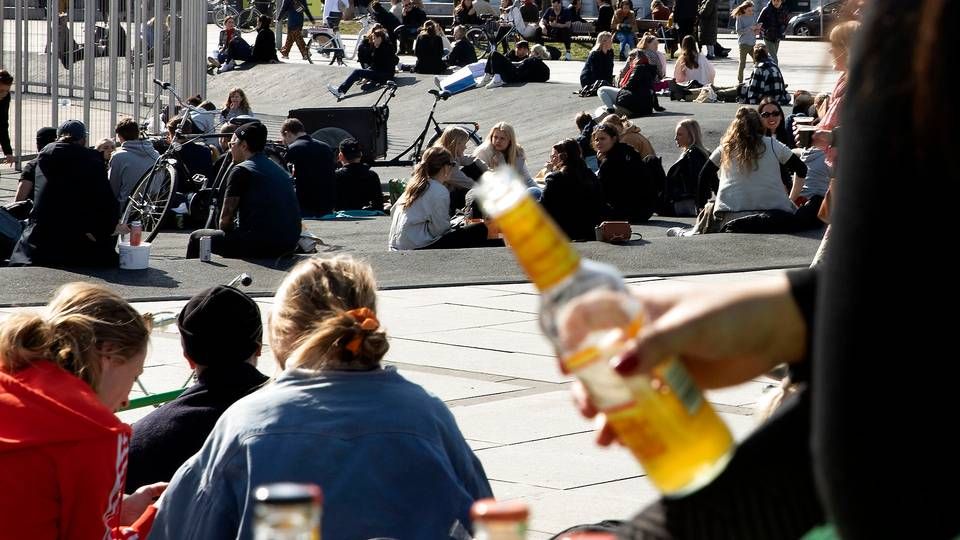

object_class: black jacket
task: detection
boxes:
[402,6,427,28]
[414,34,446,74]
[665,145,710,211]
[10,141,118,267]
[125,363,268,493]
[335,162,383,210]
[616,62,657,117]
[596,4,613,32]
[580,49,614,88]
[286,134,336,217]
[252,28,279,62]
[372,8,402,42]
[516,57,550,83]
[0,94,11,156]
[597,142,657,222]
[446,39,477,68]
[370,42,400,76]
[540,167,605,241]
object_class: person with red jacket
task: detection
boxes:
[0,283,165,539]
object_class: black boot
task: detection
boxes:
[653,94,666,112]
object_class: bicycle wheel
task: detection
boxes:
[237,8,260,33]
[309,30,339,58]
[211,4,238,29]
[466,28,491,57]
[120,161,178,244]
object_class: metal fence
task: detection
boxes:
[0,0,206,168]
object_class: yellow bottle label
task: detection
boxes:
[494,194,581,291]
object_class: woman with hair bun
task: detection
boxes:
[0,283,163,539]
[150,255,493,540]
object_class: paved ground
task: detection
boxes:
[0,27,824,536]
[0,269,783,538]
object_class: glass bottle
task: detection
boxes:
[253,482,323,540]
[477,169,733,496]
[471,498,529,540]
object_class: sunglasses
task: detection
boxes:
[760,110,782,118]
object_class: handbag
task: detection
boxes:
[594,221,634,243]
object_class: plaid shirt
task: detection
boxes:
[741,61,790,105]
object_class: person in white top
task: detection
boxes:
[669,107,809,236]
[388,147,498,250]
[673,34,716,85]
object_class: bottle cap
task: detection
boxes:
[470,498,529,522]
[253,483,324,507]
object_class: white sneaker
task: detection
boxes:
[564,51,572,61]
[326,83,345,100]
[485,74,504,89]
[218,60,235,73]
[478,73,492,87]
[666,226,692,237]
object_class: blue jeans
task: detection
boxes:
[616,30,635,60]
[339,69,392,93]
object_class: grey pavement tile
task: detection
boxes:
[475,431,643,490]
[386,337,570,383]
[403,327,555,357]
[720,410,761,443]
[452,391,592,446]
[665,270,788,284]
[377,286,509,308]
[394,368,529,402]
[522,477,660,535]
[467,439,503,451]
[473,283,539,295]
[445,293,543,315]
[484,319,544,336]
[138,363,195,395]
[381,303,537,338]
[488,480,556,501]
[706,380,777,409]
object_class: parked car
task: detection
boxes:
[786,0,844,37]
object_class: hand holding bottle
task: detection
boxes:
[559,277,809,446]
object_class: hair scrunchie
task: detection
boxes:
[344,307,380,355]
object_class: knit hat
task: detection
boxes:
[57,119,86,140]
[177,285,262,367]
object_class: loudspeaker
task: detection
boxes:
[289,107,389,160]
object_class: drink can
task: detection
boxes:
[130,221,142,246]
[199,236,212,262]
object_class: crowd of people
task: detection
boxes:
[3,1,958,539]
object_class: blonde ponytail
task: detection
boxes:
[0,283,149,389]
[270,256,389,372]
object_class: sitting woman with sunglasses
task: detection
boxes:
[757,97,795,192]
[668,107,809,236]
[388,147,503,250]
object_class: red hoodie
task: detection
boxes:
[0,361,154,539]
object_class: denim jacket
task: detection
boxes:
[149,366,492,539]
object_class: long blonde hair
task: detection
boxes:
[592,31,613,53]
[0,283,150,390]
[677,118,707,152]
[269,256,388,371]
[482,122,524,169]
[433,126,471,157]
[398,146,453,208]
[720,107,765,172]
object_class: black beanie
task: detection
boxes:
[177,285,262,367]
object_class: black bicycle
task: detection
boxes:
[369,81,482,167]
[120,80,226,242]
[465,15,522,59]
